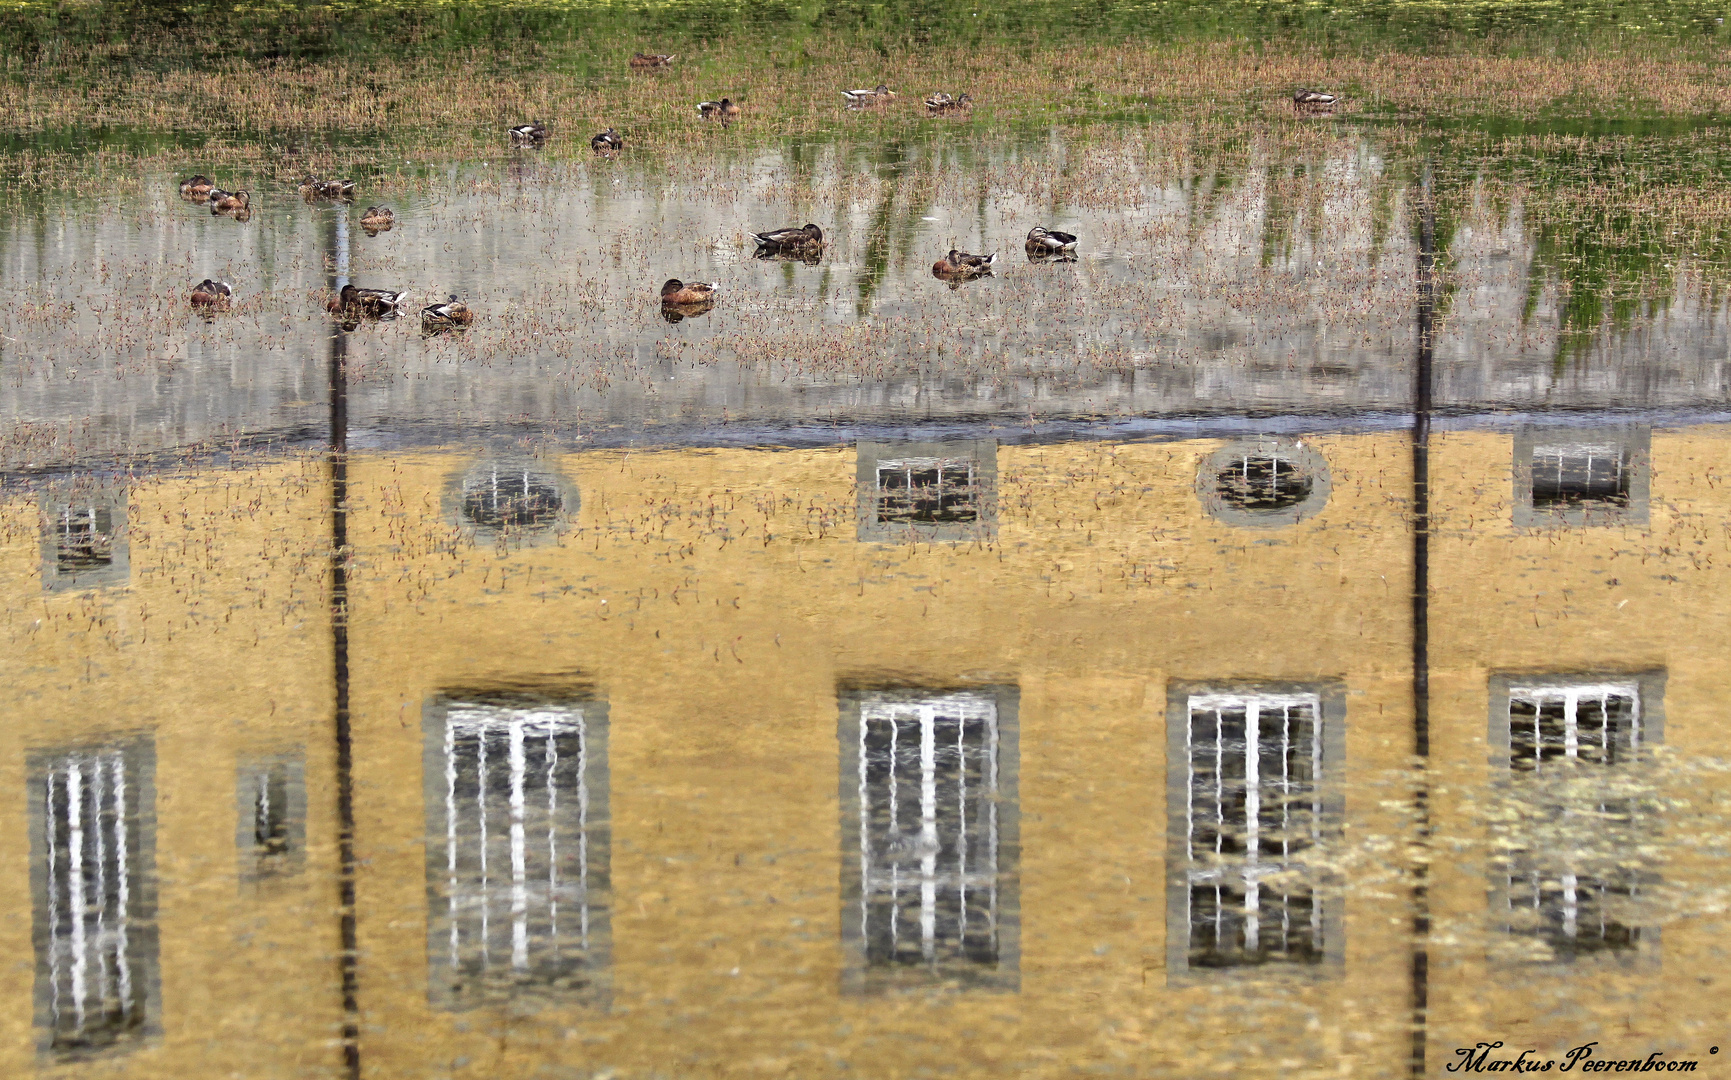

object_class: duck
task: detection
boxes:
[932,248,997,280]
[509,121,549,145]
[190,279,232,309]
[752,223,824,251]
[210,190,250,214]
[300,177,356,200]
[591,128,623,154]
[630,52,676,69]
[1024,226,1078,256]
[326,283,405,318]
[359,205,394,233]
[179,175,215,200]
[1292,88,1338,114]
[660,278,719,305]
[697,98,741,121]
[924,91,973,115]
[421,294,473,329]
[843,84,897,108]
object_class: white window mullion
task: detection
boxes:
[509,720,529,972]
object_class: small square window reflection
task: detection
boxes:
[1513,427,1649,529]
[40,480,129,593]
[857,441,997,543]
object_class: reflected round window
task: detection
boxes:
[462,467,563,531]
[1197,439,1330,528]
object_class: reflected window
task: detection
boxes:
[1196,439,1330,528]
[236,754,306,883]
[857,440,997,542]
[1513,426,1649,529]
[839,687,1020,993]
[40,482,129,592]
[424,694,610,1009]
[30,737,158,1058]
[1166,682,1343,981]
[1489,672,1664,966]
[462,466,563,531]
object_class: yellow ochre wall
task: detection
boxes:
[2,427,1727,1078]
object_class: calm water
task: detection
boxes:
[4,114,1731,1080]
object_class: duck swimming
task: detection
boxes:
[1024,226,1078,256]
[591,128,623,154]
[697,98,741,121]
[1292,88,1338,114]
[421,294,473,329]
[752,223,824,251]
[327,284,406,318]
[179,175,215,200]
[210,190,250,215]
[843,84,897,108]
[660,278,720,305]
[630,52,676,69]
[924,91,973,115]
[359,206,394,232]
[510,122,549,145]
[300,177,356,200]
[190,279,232,309]
[932,248,997,280]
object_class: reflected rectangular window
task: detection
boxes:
[236,754,306,884]
[30,738,158,1058]
[1508,682,1641,771]
[39,482,129,593]
[1166,683,1343,982]
[1529,444,1632,511]
[1513,426,1649,529]
[839,687,1019,993]
[1488,672,1664,966]
[856,440,997,543]
[423,696,610,1009]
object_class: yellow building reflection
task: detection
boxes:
[1,424,1726,1077]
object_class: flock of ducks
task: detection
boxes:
[176,50,1339,328]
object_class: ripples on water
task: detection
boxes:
[3,44,1731,1080]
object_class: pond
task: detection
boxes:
[3,6,1731,1079]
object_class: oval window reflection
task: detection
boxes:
[1197,438,1330,528]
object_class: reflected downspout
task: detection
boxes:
[329,208,361,1080]
[1409,164,1436,1079]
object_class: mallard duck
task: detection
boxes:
[210,190,250,214]
[180,175,215,200]
[421,294,473,329]
[300,177,356,200]
[925,92,973,115]
[1024,226,1078,255]
[932,248,996,280]
[660,278,719,305]
[843,84,897,108]
[326,283,405,318]
[697,98,741,121]
[190,279,232,309]
[510,122,549,145]
[752,223,824,250]
[1292,89,1338,114]
[630,52,676,69]
[359,206,394,231]
[591,128,623,154]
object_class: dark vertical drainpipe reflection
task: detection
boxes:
[1409,166,1436,1079]
[329,210,361,1079]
